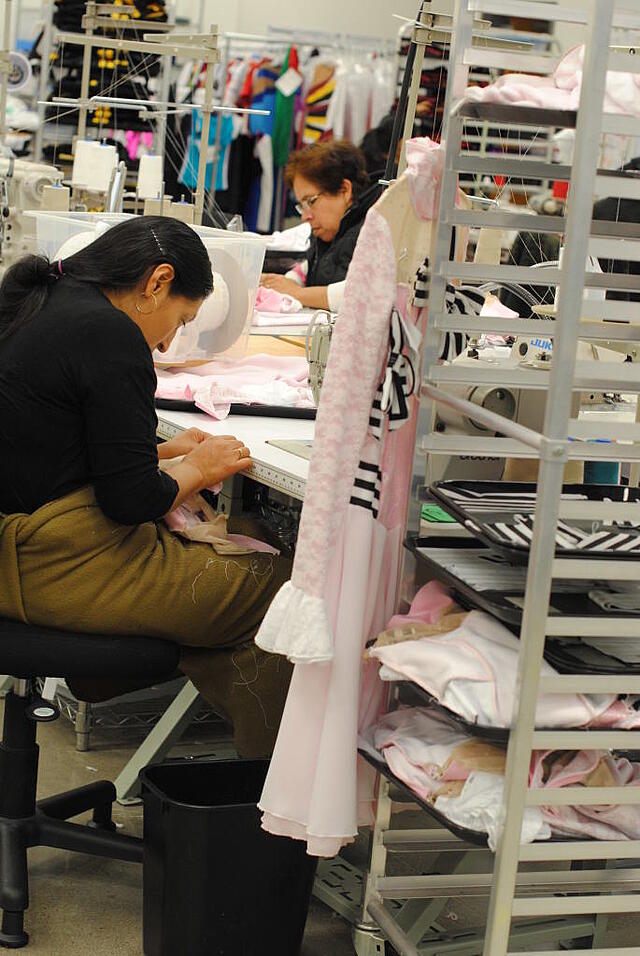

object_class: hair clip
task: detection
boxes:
[150,226,166,257]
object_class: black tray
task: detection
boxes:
[430,480,640,562]
[155,398,316,420]
[359,750,489,847]
[398,682,509,744]
[408,535,640,675]
[360,750,612,850]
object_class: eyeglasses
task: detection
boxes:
[295,192,324,216]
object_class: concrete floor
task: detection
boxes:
[12,699,640,955]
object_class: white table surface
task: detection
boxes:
[156,408,313,500]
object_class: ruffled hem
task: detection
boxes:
[254,581,334,663]
[259,809,356,858]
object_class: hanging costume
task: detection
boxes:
[255,137,466,856]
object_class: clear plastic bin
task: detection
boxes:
[24,212,267,363]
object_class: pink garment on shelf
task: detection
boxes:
[465,44,640,117]
[371,610,616,730]
[365,709,640,843]
[405,137,445,220]
[361,707,470,802]
[530,750,640,841]
[155,355,314,421]
[255,139,444,856]
[385,580,455,631]
[255,287,303,314]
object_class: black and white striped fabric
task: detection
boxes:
[432,482,640,558]
[350,460,383,518]
[368,309,417,441]
[413,260,485,362]
[351,309,417,515]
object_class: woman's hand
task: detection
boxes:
[261,274,304,299]
[158,427,212,460]
[183,434,253,487]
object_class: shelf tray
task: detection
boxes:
[429,481,640,562]
[457,99,577,129]
[408,535,640,675]
[359,750,490,847]
[359,751,598,851]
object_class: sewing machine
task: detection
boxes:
[0,157,63,269]
[430,333,630,482]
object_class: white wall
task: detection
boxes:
[172,0,420,40]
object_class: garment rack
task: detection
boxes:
[355,2,640,955]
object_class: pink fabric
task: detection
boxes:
[125,130,153,161]
[465,44,640,117]
[371,610,616,730]
[530,750,640,840]
[227,534,280,553]
[405,138,445,219]
[255,287,303,313]
[164,513,277,554]
[255,139,439,855]
[364,707,471,803]
[385,580,455,631]
[155,355,314,420]
[259,506,392,854]
[278,209,396,602]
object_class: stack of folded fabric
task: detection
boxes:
[360,705,640,850]
[369,604,640,732]
[362,585,640,849]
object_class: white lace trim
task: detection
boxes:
[259,809,356,858]
[254,582,334,663]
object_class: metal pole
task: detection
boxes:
[367,900,421,956]
[194,47,215,225]
[397,3,430,177]
[384,21,417,183]
[155,36,172,180]
[34,0,53,161]
[77,0,96,141]
[0,0,13,146]
[205,33,229,220]
[482,3,614,955]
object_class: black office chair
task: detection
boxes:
[0,617,180,948]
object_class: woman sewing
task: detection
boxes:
[0,216,291,757]
[261,140,382,311]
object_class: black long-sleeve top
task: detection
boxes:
[0,276,178,524]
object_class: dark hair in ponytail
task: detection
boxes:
[0,215,213,344]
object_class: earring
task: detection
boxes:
[157,342,166,353]
[135,292,158,315]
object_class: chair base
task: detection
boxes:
[0,690,143,948]
[0,911,28,949]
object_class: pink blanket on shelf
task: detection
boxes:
[155,354,314,421]
[465,44,640,117]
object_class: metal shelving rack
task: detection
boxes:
[358,2,640,955]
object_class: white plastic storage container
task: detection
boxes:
[24,212,267,363]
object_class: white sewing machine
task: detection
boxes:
[0,157,63,268]
[430,332,629,482]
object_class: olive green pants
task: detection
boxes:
[0,487,292,757]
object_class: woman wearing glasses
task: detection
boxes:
[261,140,383,312]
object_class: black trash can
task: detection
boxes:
[140,758,317,956]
